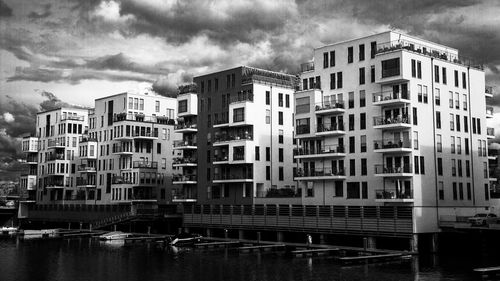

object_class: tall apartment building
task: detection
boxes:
[84,91,179,205]
[192,66,298,205]
[19,135,39,202]
[36,107,89,203]
[294,30,493,235]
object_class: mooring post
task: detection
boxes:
[114,224,117,231]
[147,226,151,235]
[257,232,261,245]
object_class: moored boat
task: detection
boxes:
[98,231,132,241]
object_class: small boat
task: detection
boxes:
[170,233,202,246]
[22,229,59,239]
[0,226,19,236]
[98,231,132,241]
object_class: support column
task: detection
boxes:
[238,230,244,240]
[257,231,261,244]
[410,234,419,252]
[206,228,211,237]
[430,233,439,253]
[68,222,71,230]
[183,227,189,234]
[114,224,117,231]
[79,222,83,230]
[277,231,284,243]
[224,229,229,239]
[319,234,325,245]
[367,237,377,249]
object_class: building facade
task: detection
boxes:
[19,136,39,202]
[192,66,298,205]
[294,31,492,234]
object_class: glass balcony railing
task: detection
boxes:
[214,118,229,125]
[175,123,197,130]
[294,167,345,177]
[61,115,84,121]
[486,106,494,116]
[213,173,253,181]
[300,61,314,72]
[233,153,245,161]
[487,127,495,137]
[114,113,175,125]
[376,189,413,200]
[373,115,410,126]
[296,125,310,135]
[230,92,253,104]
[47,154,65,161]
[486,86,493,95]
[373,91,410,102]
[374,164,412,174]
[317,123,345,133]
[373,139,411,150]
[112,146,133,153]
[47,140,65,148]
[132,161,158,169]
[173,140,197,147]
[79,136,97,143]
[295,145,345,156]
[76,178,96,186]
[173,157,197,165]
[112,176,134,184]
[315,101,345,111]
[173,174,197,182]
[255,188,301,198]
[214,133,253,143]
[77,165,96,172]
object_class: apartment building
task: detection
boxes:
[36,107,89,203]
[84,91,179,205]
[192,66,298,205]
[19,135,39,202]
[294,30,493,235]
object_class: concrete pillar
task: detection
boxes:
[79,222,83,230]
[68,222,71,230]
[178,228,183,234]
[206,228,211,237]
[367,237,377,249]
[319,234,325,245]
[114,224,117,231]
[430,233,439,253]
[257,231,261,244]
[184,227,190,234]
[277,231,284,242]
[410,234,419,252]
[147,226,151,235]
[224,229,229,239]
[89,224,92,231]
[238,230,244,240]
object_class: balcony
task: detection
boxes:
[230,92,253,105]
[375,189,413,203]
[47,140,65,149]
[486,106,494,118]
[111,176,134,185]
[172,157,197,167]
[293,168,346,181]
[132,161,158,170]
[61,115,84,122]
[373,139,412,153]
[314,101,345,115]
[25,155,38,164]
[373,115,411,130]
[213,118,229,128]
[77,165,96,173]
[213,173,253,183]
[316,123,345,136]
[173,140,197,150]
[173,174,197,184]
[294,145,345,159]
[213,155,229,165]
[255,188,301,198]
[213,133,253,146]
[174,123,197,133]
[112,146,133,155]
[79,136,97,143]
[132,130,158,140]
[374,165,413,177]
[301,61,314,73]
[113,113,175,125]
[376,39,483,70]
[172,195,197,203]
[172,187,197,203]
[47,154,65,161]
[372,91,410,106]
[488,127,495,139]
[76,178,96,188]
[486,86,494,98]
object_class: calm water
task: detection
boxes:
[0,238,484,281]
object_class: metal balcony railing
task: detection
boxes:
[47,154,65,161]
[374,164,412,174]
[214,133,253,143]
[230,92,253,104]
[213,173,253,181]
[375,189,413,200]
[173,174,197,182]
[373,90,410,102]
[233,153,245,161]
[294,167,345,177]
[317,123,345,133]
[175,123,197,130]
[173,140,197,147]
[61,115,84,121]
[295,145,345,156]
[173,157,198,165]
[300,61,314,72]
[315,101,345,111]
[132,161,158,169]
[373,139,411,150]
[373,115,410,126]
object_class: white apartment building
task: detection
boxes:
[294,30,493,235]
[19,136,39,202]
[36,107,89,203]
[84,91,180,205]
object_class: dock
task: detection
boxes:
[238,244,286,253]
[194,241,241,249]
[474,266,500,280]
[337,253,404,265]
[290,248,340,258]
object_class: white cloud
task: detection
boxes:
[2,112,15,123]
[94,0,134,23]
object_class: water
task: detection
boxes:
[0,238,482,281]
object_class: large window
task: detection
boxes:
[178,100,188,113]
[381,58,400,78]
[295,97,310,114]
[233,108,244,122]
[347,182,360,199]
[296,118,310,135]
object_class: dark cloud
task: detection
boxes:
[85,53,166,75]
[152,73,194,98]
[0,0,13,17]
[28,4,52,19]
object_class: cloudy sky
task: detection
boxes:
[1,0,500,179]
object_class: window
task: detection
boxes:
[233,108,244,122]
[334,181,343,197]
[452,159,456,176]
[360,90,366,107]
[139,99,144,110]
[266,110,271,124]
[439,181,444,200]
[360,113,366,130]
[436,111,441,129]
[462,72,467,89]
[485,184,490,201]
[459,183,464,200]
[347,46,353,63]
[278,111,283,125]
[434,65,440,83]
[279,167,284,181]
[350,159,356,176]
[296,118,310,134]
[370,65,375,83]
[453,183,457,200]
[330,73,336,89]
[323,52,329,68]
[266,91,270,105]
[417,84,422,102]
[466,160,471,177]
[411,59,416,77]
[255,146,260,161]
[467,183,471,200]
[450,113,454,130]
[437,134,442,152]
[417,61,422,78]
[435,88,440,105]
[347,182,360,199]
[337,72,343,88]
[437,158,443,175]
[266,166,270,180]
[361,158,367,175]
[278,93,283,107]
[349,136,355,153]
[266,147,270,161]
[414,156,419,174]
[360,135,367,152]
[420,156,425,174]
[349,114,355,131]
[381,58,400,77]
[178,100,187,113]
[458,159,463,177]
[370,41,376,58]
[465,138,469,155]
[442,67,447,84]
[463,94,467,110]
[330,50,335,66]
[285,94,290,108]
[451,136,456,154]
[279,148,283,162]
[359,44,365,61]
[414,131,419,150]
[279,129,284,144]
[455,92,460,109]
[423,86,428,103]
[456,115,461,132]
[413,107,418,125]
[348,92,354,108]
[359,67,365,85]
[128,97,133,109]
[454,70,459,87]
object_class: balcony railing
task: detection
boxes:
[376,39,483,70]
[213,173,253,181]
[214,133,253,143]
[486,86,493,95]
[214,118,229,125]
[294,167,345,177]
[175,123,197,130]
[114,113,175,125]
[296,125,310,135]
[173,157,197,165]
[47,140,65,148]
[76,178,96,186]
[317,123,345,133]
[77,165,96,172]
[488,127,495,137]
[47,154,65,161]
[376,189,413,200]
[233,153,245,161]
[374,165,412,174]
[373,90,410,102]
[373,139,411,150]
[300,61,314,72]
[132,161,158,169]
[315,101,344,111]
[230,92,253,104]
[295,145,345,156]
[214,155,229,162]
[61,115,84,121]
[486,106,494,116]
[112,176,134,184]
[112,146,133,153]
[131,131,159,138]
[173,174,197,182]
[178,83,198,95]
[255,188,301,198]
[373,115,410,126]
[173,140,197,147]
